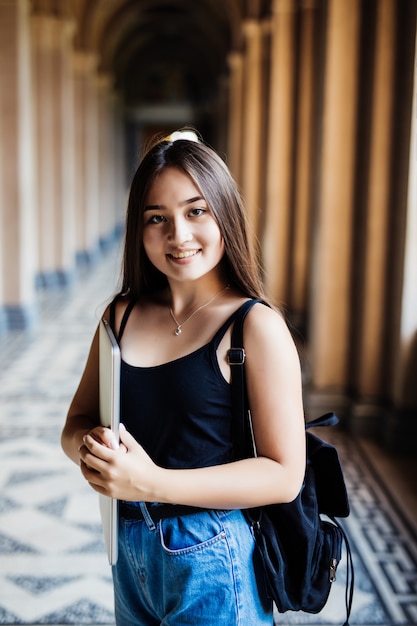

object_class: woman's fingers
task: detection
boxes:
[79,424,157,500]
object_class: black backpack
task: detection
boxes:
[228,299,354,624]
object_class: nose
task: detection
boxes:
[168,216,192,245]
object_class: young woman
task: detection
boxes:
[61,136,306,625]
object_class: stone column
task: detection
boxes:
[240,20,264,234]
[227,51,244,184]
[97,74,125,250]
[262,0,297,304]
[390,15,417,451]
[289,0,317,327]
[351,0,396,433]
[0,0,37,329]
[96,73,117,249]
[214,74,230,165]
[0,94,5,334]
[307,0,360,414]
[113,95,127,228]
[31,13,76,288]
[72,51,100,264]
[58,19,77,282]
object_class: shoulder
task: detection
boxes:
[244,300,289,336]
[243,301,300,363]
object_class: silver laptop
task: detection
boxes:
[99,316,121,565]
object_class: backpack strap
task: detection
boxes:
[306,412,339,429]
[227,299,266,459]
[332,516,355,626]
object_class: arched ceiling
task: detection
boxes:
[72,0,245,107]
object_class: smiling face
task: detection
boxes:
[142,167,225,285]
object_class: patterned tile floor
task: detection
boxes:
[0,246,416,626]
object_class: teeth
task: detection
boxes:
[170,250,198,259]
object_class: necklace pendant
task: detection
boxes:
[169,286,229,337]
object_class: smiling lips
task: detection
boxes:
[168,249,200,259]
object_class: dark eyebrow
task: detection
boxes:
[180,195,205,206]
[144,196,205,212]
[143,204,163,212]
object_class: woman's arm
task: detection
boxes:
[61,323,120,464]
[79,303,306,509]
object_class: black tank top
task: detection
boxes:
[117,301,253,470]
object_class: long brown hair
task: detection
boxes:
[120,138,265,302]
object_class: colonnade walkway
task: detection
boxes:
[0,246,416,626]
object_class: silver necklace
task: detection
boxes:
[169,286,230,336]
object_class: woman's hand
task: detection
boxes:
[79,424,162,502]
[80,424,121,451]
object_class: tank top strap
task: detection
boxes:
[210,299,263,350]
[109,296,136,344]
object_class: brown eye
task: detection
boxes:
[146,214,165,224]
[188,208,206,217]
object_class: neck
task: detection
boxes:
[168,283,230,336]
[168,276,228,315]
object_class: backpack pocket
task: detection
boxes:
[306,519,344,612]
